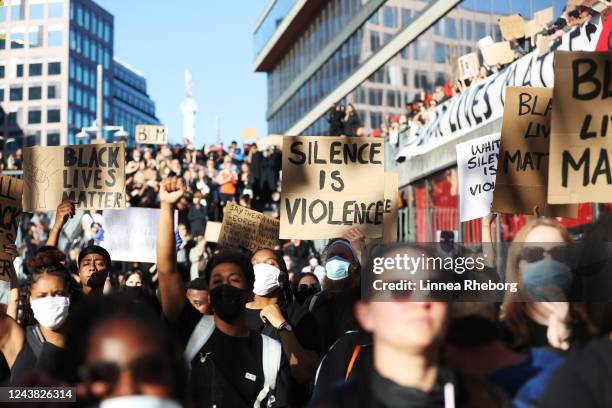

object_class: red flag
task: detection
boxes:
[596,7,612,51]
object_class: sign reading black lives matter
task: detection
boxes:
[548,51,612,203]
[280,136,385,239]
[0,175,22,282]
[23,143,126,212]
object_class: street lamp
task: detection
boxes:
[77,121,128,143]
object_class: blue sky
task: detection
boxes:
[97,0,269,146]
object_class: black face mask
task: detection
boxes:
[294,286,320,305]
[209,284,246,324]
[123,285,143,298]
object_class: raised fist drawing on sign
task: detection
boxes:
[24,156,60,210]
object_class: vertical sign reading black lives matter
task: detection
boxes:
[23,143,126,212]
[548,51,612,203]
[280,136,385,240]
[0,175,23,282]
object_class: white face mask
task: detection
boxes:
[253,263,281,296]
[99,395,182,408]
[30,296,70,330]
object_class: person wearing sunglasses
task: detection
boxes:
[0,250,74,385]
[291,272,321,306]
[67,294,186,408]
[483,215,582,351]
[156,177,291,408]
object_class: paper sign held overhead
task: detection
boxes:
[218,202,279,252]
[483,42,515,66]
[498,14,525,40]
[242,128,258,143]
[23,143,126,212]
[548,51,612,204]
[280,136,385,239]
[0,175,22,282]
[456,133,500,222]
[524,20,540,39]
[536,35,551,56]
[534,7,554,26]
[492,87,577,217]
[204,221,221,243]
[458,52,480,80]
[136,125,167,145]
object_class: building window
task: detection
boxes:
[7,111,18,126]
[0,66,4,78]
[434,20,443,35]
[370,31,380,53]
[370,112,382,129]
[47,109,61,123]
[10,29,25,48]
[476,22,487,40]
[29,63,42,76]
[48,28,63,46]
[47,133,60,146]
[369,10,379,25]
[445,18,457,39]
[28,110,42,124]
[28,27,41,47]
[48,0,64,18]
[48,84,60,99]
[0,88,4,101]
[383,6,396,28]
[49,61,61,75]
[465,20,473,41]
[26,133,39,146]
[0,31,5,49]
[368,89,383,106]
[11,1,23,21]
[0,5,6,22]
[28,86,42,100]
[9,87,22,101]
[434,43,448,63]
[402,9,412,26]
[29,0,44,19]
[69,84,74,102]
[77,4,83,26]
[16,64,23,77]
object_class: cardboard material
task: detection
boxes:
[499,14,525,40]
[483,42,515,66]
[280,136,385,239]
[524,20,541,39]
[492,87,577,217]
[241,128,258,142]
[136,125,167,145]
[477,36,494,56]
[383,172,399,243]
[456,133,501,222]
[0,176,22,282]
[458,52,480,80]
[23,143,126,211]
[100,207,174,263]
[536,35,551,56]
[204,221,221,243]
[218,202,279,252]
[535,7,554,26]
[257,134,284,150]
[548,51,612,203]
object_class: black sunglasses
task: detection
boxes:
[519,246,567,264]
[79,355,171,388]
[298,283,320,291]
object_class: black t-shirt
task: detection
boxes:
[310,287,361,354]
[174,303,292,407]
[540,338,612,408]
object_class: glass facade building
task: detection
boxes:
[0,0,159,148]
[255,0,568,136]
[112,58,159,148]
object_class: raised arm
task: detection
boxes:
[0,312,25,369]
[3,244,20,320]
[481,213,497,268]
[157,177,186,323]
[47,200,78,247]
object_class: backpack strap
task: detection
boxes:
[308,292,320,312]
[25,325,45,361]
[184,315,215,364]
[254,334,282,408]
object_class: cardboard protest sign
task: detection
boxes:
[535,7,554,26]
[0,175,22,282]
[477,36,494,55]
[204,221,221,243]
[458,52,480,80]
[456,133,500,222]
[548,51,612,203]
[483,42,515,66]
[524,20,541,39]
[383,172,399,243]
[218,202,279,252]
[499,14,525,40]
[536,35,551,56]
[258,134,284,150]
[280,136,385,239]
[492,87,577,217]
[23,143,126,211]
[242,128,258,143]
[136,125,167,145]
[100,207,175,263]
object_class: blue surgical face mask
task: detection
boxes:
[325,256,351,280]
[521,259,573,301]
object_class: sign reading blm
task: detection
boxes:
[0,175,22,282]
[492,86,577,217]
[136,125,168,145]
[548,51,612,204]
[280,136,385,239]
[23,143,126,212]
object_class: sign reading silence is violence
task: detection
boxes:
[548,51,612,204]
[280,136,386,239]
[23,142,126,212]
[0,175,23,282]
[492,86,577,217]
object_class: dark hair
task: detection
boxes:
[78,245,111,268]
[446,316,501,347]
[27,246,66,271]
[291,272,320,296]
[204,249,255,289]
[21,261,74,326]
[65,294,187,402]
[186,277,209,291]
[321,238,361,294]
[252,248,292,303]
